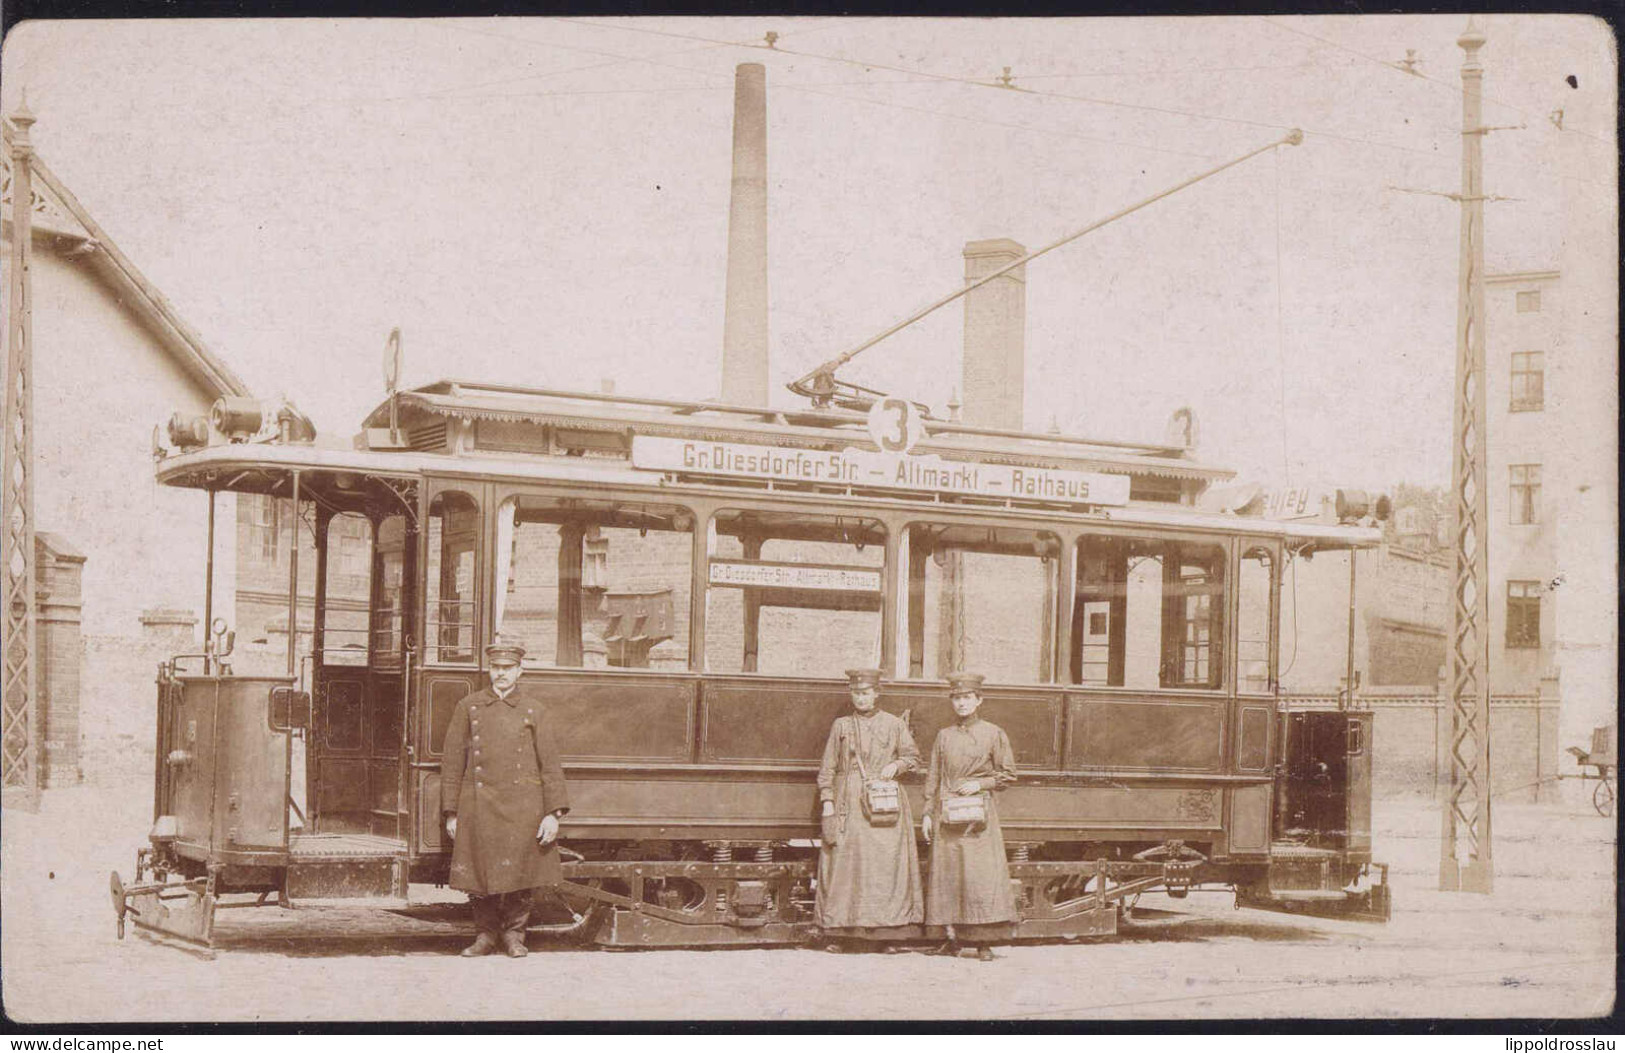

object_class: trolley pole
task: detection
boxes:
[1440,16,1494,894]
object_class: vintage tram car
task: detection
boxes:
[112,381,1390,950]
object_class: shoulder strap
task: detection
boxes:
[847,716,871,782]
[524,705,544,768]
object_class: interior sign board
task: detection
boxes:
[632,436,1131,506]
[709,560,882,593]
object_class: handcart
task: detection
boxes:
[1565,725,1617,817]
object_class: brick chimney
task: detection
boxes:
[961,238,1027,430]
[720,63,769,406]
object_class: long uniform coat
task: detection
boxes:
[440,685,570,896]
[815,709,924,931]
[923,716,1018,928]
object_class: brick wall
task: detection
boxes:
[35,534,86,787]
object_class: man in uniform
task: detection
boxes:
[922,672,1018,961]
[441,636,570,958]
[814,668,923,951]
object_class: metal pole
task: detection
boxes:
[1440,16,1494,894]
[1344,550,1357,711]
[2,101,40,804]
[286,472,301,678]
[204,489,216,674]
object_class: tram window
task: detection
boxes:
[705,511,884,676]
[1071,535,1226,690]
[897,524,1061,684]
[424,492,480,665]
[494,496,693,669]
[371,515,408,662]
[1238,546,1276,694]
[322,514,373,666]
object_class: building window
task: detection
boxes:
[251,496,283,562]
[1510,351,1545,412]
[1509,464,1541,525]
[337,524,369,579]
[1506,581,1541,648]
[1515,290,1541,313]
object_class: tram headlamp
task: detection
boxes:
[167,412,210,450]
[1334,489,1371,524]
[211,396,265,442]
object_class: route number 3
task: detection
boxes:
[867,397,923,455]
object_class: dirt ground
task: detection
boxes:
[2,784,1614,1023]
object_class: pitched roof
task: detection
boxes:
[2,118,250,399]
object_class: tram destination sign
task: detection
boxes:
[631,436,1132,506]
[709,560,882,593]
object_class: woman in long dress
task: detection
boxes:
[922,671,1017,961]
[815,668,924,951]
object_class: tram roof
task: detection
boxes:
[152,441,1380,550]
[359,380,1233,485]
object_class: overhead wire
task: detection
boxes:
[546,17,1460,162]
[325,18,1220,162]
[1261,16,1611,146]
[333,19,865,107]
[355,18,880,106]
[782,84,1216,160]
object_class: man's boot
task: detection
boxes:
[463,895,502,956]
[500,891,531,958]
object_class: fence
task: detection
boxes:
[1282,685,1562,802]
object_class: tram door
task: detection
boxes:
[310,511,413,842]
[1277,711,1373,852]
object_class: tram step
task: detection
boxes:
[1268,842,1342,860]
[285,855,406,901]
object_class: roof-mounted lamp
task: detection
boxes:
[166,412,210,450]
[211,397,265,442]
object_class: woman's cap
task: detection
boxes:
[845,668,883,689]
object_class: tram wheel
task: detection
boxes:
[1593,779,1615,817]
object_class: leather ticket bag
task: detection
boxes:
[849,716,901,826]
[942,794,987,827]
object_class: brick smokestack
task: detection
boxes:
[961,238,1027,430]
[721,63,769,406]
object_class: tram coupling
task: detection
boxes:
[110,849,222,953]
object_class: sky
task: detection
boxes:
[1,15,1616,491]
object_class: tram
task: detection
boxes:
[111,379,1391,950]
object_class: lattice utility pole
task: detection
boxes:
[1,100,40,806]
[1440,17,1494,893]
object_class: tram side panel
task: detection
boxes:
[409,670,1255,856]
